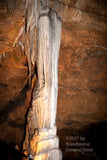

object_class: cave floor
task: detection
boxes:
[0,121,106,160]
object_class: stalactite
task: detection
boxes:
[23,0,62,159]
[16,0,69,84]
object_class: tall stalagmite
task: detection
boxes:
[23,0,62,159]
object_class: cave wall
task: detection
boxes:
[57,22,107,129]
[56,0,107,129]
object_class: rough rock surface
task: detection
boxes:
[57,21,107,129]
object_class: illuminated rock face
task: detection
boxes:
[23,1,62,159]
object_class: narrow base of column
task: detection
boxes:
[23,126,62,160]
[34,148,62,160]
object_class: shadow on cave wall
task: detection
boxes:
[0,121,106,160]
[58,121,107,160]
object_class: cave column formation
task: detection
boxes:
[23,0,62,159]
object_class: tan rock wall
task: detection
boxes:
[57,22,107,129]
